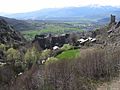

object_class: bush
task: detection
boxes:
[6,48,21,62]
[6,48,25,73]
[45,57,58,65]
[0,44,6,51]
[75,47,120,80]
[40,49,52,59]
[24,46,40,64]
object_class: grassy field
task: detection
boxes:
[21,24,83,40]
[56,49,80,60]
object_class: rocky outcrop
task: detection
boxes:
[93,15,120,48]
[0,19,26,47]
[0,19,27,90]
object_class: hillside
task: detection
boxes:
[0,18,26,45]
[1,14,120,90]
[0,16,36,31]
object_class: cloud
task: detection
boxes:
[0,0,120,13]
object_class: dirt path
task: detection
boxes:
[97,77,120,90]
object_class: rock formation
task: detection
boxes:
[0,19,26,47]
[93,15,120,47]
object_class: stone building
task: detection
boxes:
[109,14,116,26]
[32,34,70,50]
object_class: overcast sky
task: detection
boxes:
[0,0,120,13]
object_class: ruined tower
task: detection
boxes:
[109,14,116,25]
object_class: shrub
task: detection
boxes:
[45,57,58,65]
[24,46,40,64]
[6,48,25,73]
[6,48,21,62]
[0,44,6,51]
[40,49,52,59]
[75,47,120,81]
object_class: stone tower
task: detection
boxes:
[110,14,116,25]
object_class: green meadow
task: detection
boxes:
[21,24,83,40]
[56,49,80,60]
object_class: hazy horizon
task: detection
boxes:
[0,0,120,14]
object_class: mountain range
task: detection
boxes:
[3,6,120,22]
[1,6,120,31]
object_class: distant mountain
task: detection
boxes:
[0,16,36,31]
[97,18,110,25]
[4,6,120,21]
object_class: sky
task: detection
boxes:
[0,0,120,13]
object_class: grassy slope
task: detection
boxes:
[56,49,80,60]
